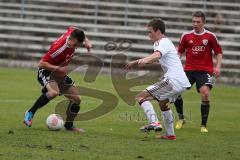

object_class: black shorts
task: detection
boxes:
[37,68,74,94]
[185,71,213,92]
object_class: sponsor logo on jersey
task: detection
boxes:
[192,46,205,52]
[202,39,208,45]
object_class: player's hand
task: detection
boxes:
[137,59,146,68]
[84,39,92,52]
[55,66,67,77]
[214,66,221,78]
[125,61,138,70]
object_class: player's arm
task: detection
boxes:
[211,33,223,78]
[124,59,139,69]
[214,53,222,78]
[83,37,92,52]
[177,33,187,59]
[71,26,92,52]
[125,51,161,69]
[137,51,161,66]
[38,60,67,76]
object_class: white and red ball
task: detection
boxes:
[46,114,64,131]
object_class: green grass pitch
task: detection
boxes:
[0,67,239,160]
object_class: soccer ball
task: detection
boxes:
[46,114,64,131]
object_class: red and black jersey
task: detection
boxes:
[178,29,223,74]
[41,26,76,66]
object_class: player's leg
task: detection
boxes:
[30,81,59,113]
[196,72,213,133]
[199,85,211,132]
[23,69,59,127]
[174,95,186,129]
[63,85,84,133]
[135,90,162,132]
[154,78,189,140]
[174,95,184,120]
[174,71,194,129]
[157,99,176,140]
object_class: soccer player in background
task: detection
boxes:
[125,18,191,140]
[24,26,92,132]
[174,11,223,132]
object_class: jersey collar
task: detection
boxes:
[193,29,206,35]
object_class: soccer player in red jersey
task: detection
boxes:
[174,11,223,132]
[24,26,92,132]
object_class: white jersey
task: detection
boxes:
[153,38,191,90]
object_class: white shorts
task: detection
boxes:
[146,78,187,103]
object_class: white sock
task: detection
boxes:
[162,109,175,135]
[140,101,159,123]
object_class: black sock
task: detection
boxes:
[29,93,51,115]
[174,96,184,119]
[201,101,210,126]
[64,103,80,129]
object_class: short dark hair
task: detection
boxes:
[147,18,165,34]
[192,11,206,23]
[70,29,85,43]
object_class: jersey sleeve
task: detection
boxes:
[154,42,168,57]
[210,34,223,55]
[177,33,187,54]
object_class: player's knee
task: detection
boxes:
[160,104,170,111]
[200,86,210,96]
[47,90,60,98]
[70,96,81,105]
[159,101,169,111]
[135,96,145,105]
[159,105,169,111]
[74,97,81,105]
[135,95,140,102]
[200,90,210,100]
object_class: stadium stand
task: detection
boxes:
[0,0,240,84]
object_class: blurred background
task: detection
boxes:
[0,0,240,85]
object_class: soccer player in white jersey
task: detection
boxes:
[125,18,191,140]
